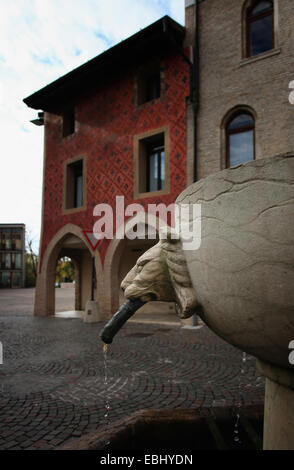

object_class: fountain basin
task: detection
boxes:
[121,154,294,370]
[58,406,264,451]
[106,153,294,449]
[177,154,294,369]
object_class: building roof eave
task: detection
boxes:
[23,16,185,112]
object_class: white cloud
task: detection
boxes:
[0,0,184,251]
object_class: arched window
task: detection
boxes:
[226,112,255,167]
[247,1,274,57]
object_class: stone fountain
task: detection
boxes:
[100,153,294,450]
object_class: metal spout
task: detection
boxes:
[99,298,146,344]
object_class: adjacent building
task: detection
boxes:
[185,0,294,180]
[24,0,294,318]
[0,224,25,288]
[24,16,191,318]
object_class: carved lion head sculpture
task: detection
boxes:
[121,230,199,319]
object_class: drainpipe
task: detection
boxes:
[163,8,200,325]
[163,4,199,183]
[191,0,200,326]
[193,0,200,183]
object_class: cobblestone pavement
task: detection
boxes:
[0,314,265,450]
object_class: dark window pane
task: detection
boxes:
[12,272,21,288]
[149,153,158,192]
[66,160,83,209]
[63,108,75,137]
[250,15,273,56]
[250,1,272,16]
[2,229,12,250]
[138,62,161,105]
[143,133,164,193]
[227,113,255,130]
[147,144,164,192]
[229,130,254,167]
[160,151,165,190]
[146,73,160,102]
[5,254,11,269]
[75,174,83,208]
[0,272,11,288]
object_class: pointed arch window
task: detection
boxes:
[226,112,255,167]
[247,1,274,57]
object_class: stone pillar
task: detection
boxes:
[34,264,55,317]
[257,360,294,450]
[84,300,101,323]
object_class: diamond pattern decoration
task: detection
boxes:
[41,52,189,267]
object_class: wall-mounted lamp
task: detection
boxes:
[30,111,44,126]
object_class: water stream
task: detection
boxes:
[233,351,247,445]
[103,343,111,446]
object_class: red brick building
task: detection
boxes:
[24,16,192,319]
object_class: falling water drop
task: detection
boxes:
[233,413,240,443]
[103,343,110,447]
[233,351,247,446]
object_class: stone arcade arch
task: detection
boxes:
[34,224,103,317]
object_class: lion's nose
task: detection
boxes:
[121,280,129,292]
[120,278,129,291]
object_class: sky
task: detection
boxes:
[0,0,184,251]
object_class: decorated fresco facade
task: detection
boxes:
[24,16,191,319]
[42,50,189,267]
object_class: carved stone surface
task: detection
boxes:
[122,154,294,369]
[121,236,198,319]
[177,154,294,369]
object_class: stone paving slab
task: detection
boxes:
[0,314,265,450]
